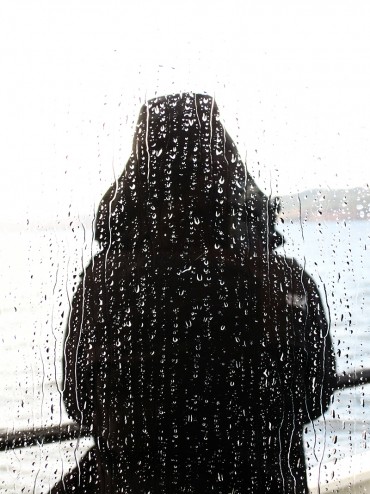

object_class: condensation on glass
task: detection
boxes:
[0,93,369,494]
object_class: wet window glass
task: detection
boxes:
[1,3,369,493]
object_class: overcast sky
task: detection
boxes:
[1,0,369,225]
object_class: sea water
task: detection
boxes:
[0,219,369,493]
[278,219,370,490]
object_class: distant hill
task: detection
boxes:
[278,187,370,222]
[2,187,369,231]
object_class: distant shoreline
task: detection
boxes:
[279,186,370,222]
[1,187,369,230]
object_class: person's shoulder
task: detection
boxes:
[75,251,109,286]
[270,254,316,291]
[87,247,128,270]
[270,253,301,274]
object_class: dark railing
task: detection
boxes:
[0,423,91,452]
[336,368,370,390]
[1,369,370,452]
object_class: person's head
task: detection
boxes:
[95,93,282,256]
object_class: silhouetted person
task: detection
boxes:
[51,93,336,493]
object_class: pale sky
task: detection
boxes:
[1,0,369,225]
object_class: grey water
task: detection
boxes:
[0,219,369,493]
[278,219,370,489]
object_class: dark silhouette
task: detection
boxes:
[51,93,336,493]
